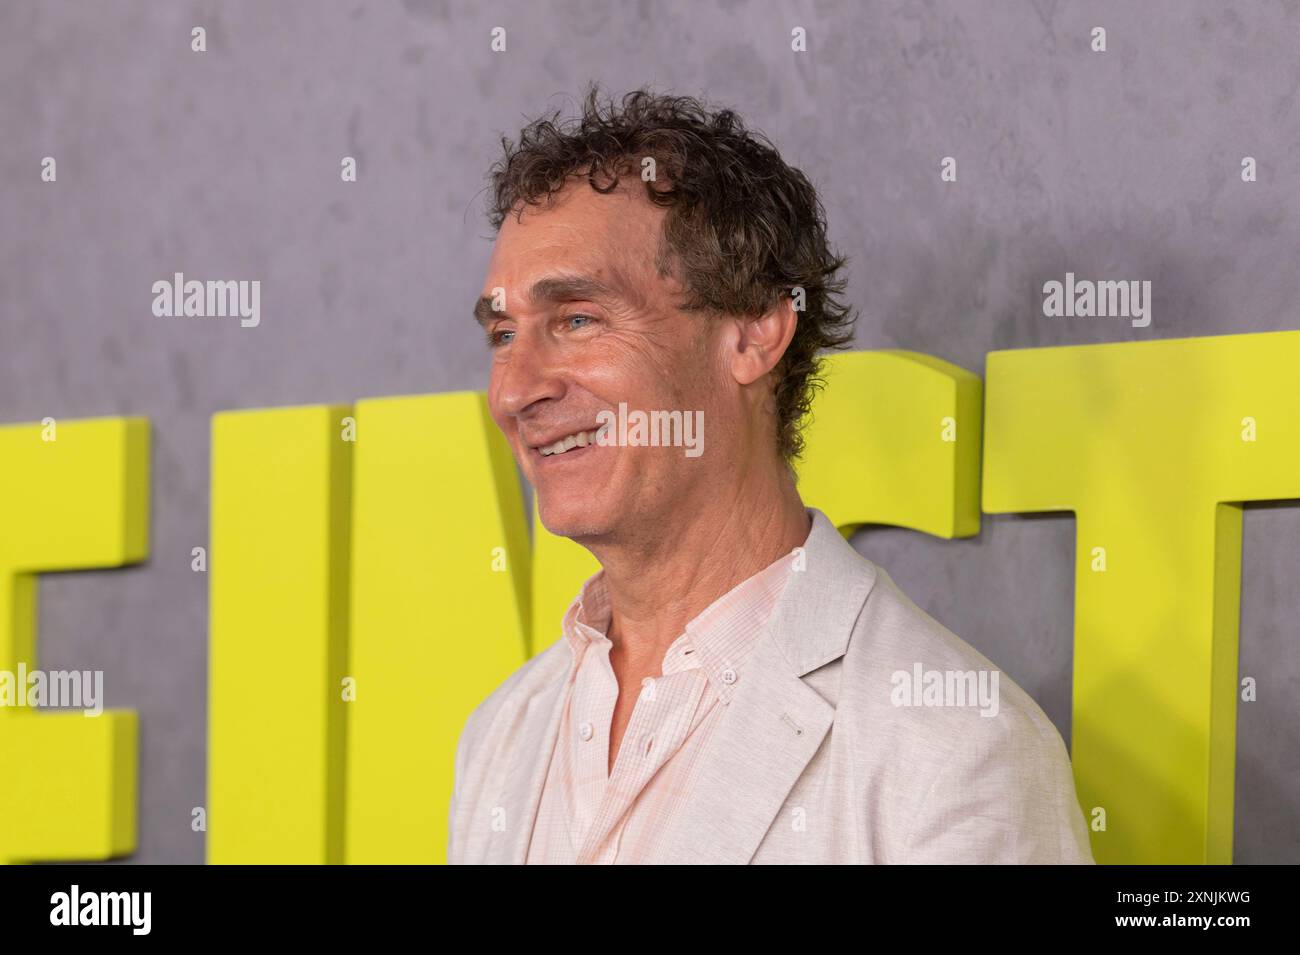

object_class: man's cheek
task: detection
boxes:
[593,332,670,383]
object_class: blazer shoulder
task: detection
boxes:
[836,562,1092,862]
[845,562,1058,735]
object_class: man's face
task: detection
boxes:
[479,181,723,543]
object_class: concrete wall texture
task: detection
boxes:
[1,0,1297,863]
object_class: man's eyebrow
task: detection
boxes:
[473,274,630,327]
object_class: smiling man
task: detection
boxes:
[448,87,1094,865]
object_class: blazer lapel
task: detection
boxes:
[649,633,835,864]
[649,508,877,864]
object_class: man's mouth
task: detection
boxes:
[533,428,600,457]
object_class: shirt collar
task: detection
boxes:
[559,531,807,703]
[561,570,613,659]
[667,548,797,703]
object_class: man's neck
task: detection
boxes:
[588,468,812,676]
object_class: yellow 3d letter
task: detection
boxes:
[983,330,1300,864]
[343,393,530,863]
[208,406,352,863]
[0,416,147,864]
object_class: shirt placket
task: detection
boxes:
[568,637,619,849]
[576,667,706,864]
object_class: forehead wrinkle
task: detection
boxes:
[477,190,668,326]
[524,260,651,315]
[527,275,618,306]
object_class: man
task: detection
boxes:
[448,87,1094,864]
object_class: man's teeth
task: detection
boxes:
[539,429,598,456]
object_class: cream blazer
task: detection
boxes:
[448,508,1095,864]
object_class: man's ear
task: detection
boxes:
[729,297,798,386]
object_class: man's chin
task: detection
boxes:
[536,496,611,542]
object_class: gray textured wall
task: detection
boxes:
[1,0,1297,864]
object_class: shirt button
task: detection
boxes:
[721,668,738,685]
[578,721,594,741]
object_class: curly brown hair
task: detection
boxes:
[486,85,857,462]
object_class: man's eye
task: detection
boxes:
[568,314,596,330]
[486,329,514,348]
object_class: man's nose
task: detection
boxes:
[493,332,566,419]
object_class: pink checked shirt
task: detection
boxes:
[525,545,800,864]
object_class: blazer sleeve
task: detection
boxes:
[446,712,474,865]
[899,702,1096,864]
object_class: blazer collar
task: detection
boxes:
[645,507,877,863]
[769,506,878,676]
[494,506,877,864]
